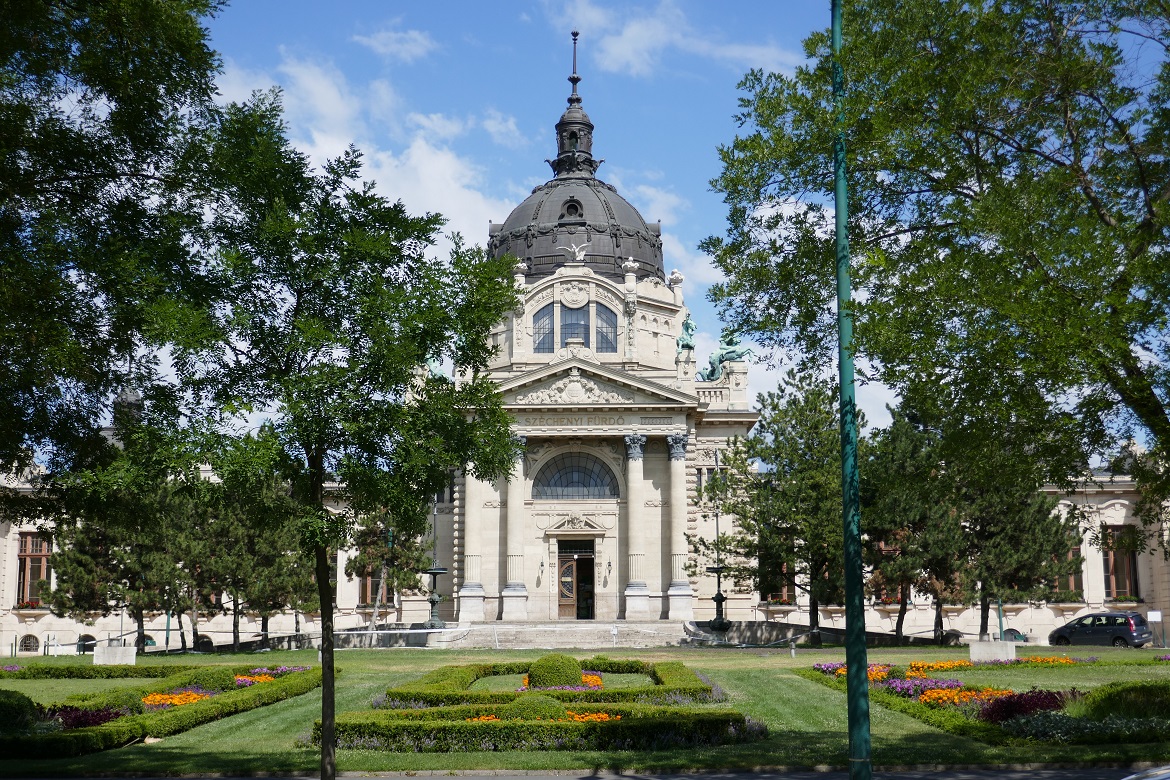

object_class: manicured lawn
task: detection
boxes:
[0,677,152,704]
[1,644,1168,775]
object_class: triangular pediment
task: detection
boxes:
[498,358,697,409]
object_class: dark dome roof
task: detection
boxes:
[488,33,664,283]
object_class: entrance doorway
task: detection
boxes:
[557,540,595,620]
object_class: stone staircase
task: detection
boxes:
[427,620,694,650]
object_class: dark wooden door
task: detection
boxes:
[558,558,577,619]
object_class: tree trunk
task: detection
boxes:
[232,597,241,652]
[808,595,822,647]
[134,608,147,653]
[177,612,188,652]
[979,589,991,641]
[315,542,336,780]
[370,564,385,633]
[934,599,944,645]
[261,614,270,650]
[191,609,199,651]
[895,583,909,643]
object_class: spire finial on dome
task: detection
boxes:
[568,30,582,104]
[549,29,599,178]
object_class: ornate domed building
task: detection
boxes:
[447,33,758,625]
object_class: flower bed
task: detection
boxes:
[801,658,1166,746]
[338,654,761,753]
[383,656,718,707]
[0,663,322,758]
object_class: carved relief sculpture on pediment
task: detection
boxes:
[515,367,635,405]
[534,510,617,535]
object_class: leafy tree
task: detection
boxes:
[345,507,433,627]
[30,389,201,650]
[702,0,1170,540]
[1,0,224,472]
[944,435,1083,640]
[693,369,848,642]
[861,408,955,642]
[174,94,520,780]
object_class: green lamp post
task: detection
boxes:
[832,1,873,778]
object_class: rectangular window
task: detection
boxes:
[360,569,386,607]
[1103,528,1139,600]
[561,305,589,347]
[596,304,618,353]
[1054,546,1083,596]
[533,303,554,353]
[17,532,51,607]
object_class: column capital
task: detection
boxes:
[666,432,689,461]
[624,433,647,461]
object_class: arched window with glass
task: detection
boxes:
[529,297,621,356]
[561,305,590,347]
[595,304,617,353]
[532,452,620,500]
[533,303,555,353]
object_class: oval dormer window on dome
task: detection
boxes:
[559,199,583,221]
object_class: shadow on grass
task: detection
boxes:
[3,728,1170,776]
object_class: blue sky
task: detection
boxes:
[204,1,895,425]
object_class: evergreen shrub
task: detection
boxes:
[0,689,38,732]
[527,653,582,688]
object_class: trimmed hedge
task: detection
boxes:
[383,657,709,707]
[319,703,763,752]
[0,666,323,759]
[0,664,202,680]
[1080,679,1170,720]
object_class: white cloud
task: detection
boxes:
[353,27,439,62]
[217,58,275,105]
[661,233,722,287]
[276,54,368,162]
[363,138,515,255]
[408,112,468,141]
[554,0,802,78]
[482,109,527,148]
[631,184,685,226]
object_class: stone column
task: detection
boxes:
[501,436,529,621]
[457,471,486,622]
[666,432,694,620]
[623,433,651,620]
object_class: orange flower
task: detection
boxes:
[918,687,1012,707]
[564,710,620,722]
[906,659,973,678]
[142,691,211,707]
[466,714,500,722]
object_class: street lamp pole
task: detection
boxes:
[705,450,731,633]
[423,495,447,630]
[832,1,872,778]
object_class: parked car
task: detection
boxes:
[1048,611,1153,648]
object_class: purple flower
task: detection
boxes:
[813,662,846,676]
[2,665,21,672]
[876,677,963,698]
